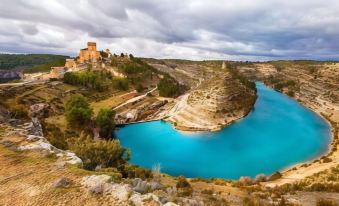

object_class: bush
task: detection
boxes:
[68,135,128,170]
[239,176,253,186]
[63,70,111,91]
[317,198,337,206]
[136,83,144,93]
[255,174,267,183]
[176,176,192,196]
[112,77,129,91]
[322,157,332,163]
[120,164,153,180]
[65,94,93,127]
[157,77,179,97]
[96,108,115,139]
[268,172,282,181]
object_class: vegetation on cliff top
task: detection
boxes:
[0,54,67,72]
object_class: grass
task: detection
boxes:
[45,115,68,132]
[90,91,136,115]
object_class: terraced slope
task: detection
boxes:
[157,61,257,131]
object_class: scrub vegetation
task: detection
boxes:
[0,54,67,72]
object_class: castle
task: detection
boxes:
[78,42,101,63]
[22,42,130,81]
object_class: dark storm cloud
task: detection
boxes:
[0,0,339,60]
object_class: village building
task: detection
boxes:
[78,42,101,63]
[50,67,67,79]
[65,59,76,69]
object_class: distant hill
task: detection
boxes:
[0,54,68,73]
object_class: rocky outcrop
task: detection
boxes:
[0,70,21,82]
[51,177,73,188]
[167,71,256,131]
[81,175,188,206]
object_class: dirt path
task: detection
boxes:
[113,87,157,110]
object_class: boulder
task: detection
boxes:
[27,135,44,142]
[150,181,164,191]
[64,151,83,166]
[51,177,72,188]
[27,118,43,136]
[129,193,162,206]
[133,179,150,193]
[18,140,53,152]
[163,203,180,206]
[108,183,132,202]
[29,103,49,118]
[82,175,112,194]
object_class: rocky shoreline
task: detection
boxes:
[237,62,339,187]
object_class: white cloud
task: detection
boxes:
[0,0,339,60]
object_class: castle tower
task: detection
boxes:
[88,42,96,51]
[78,42,101,63]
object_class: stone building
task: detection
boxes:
[78,42,101,63]
[65,59,76,69]
[50,67,67,79]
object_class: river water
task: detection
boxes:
[116,82,331,179]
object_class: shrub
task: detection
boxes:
[120,164,153,180]
[322,157,332,163]
[201,189,214,195]
[68,135,128,170]
[255,174,267,183]
[112,77,129,91]
[136,83,144,93]
[157,77,179,97]
[96,108,115,139]
[65,94,93,127]
[176,176,192,196]
[316,198,337,206]
[268,172,282,181]
[239,176,253,186]
[63,70,112,91]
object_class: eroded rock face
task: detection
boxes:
[8,118,84,167]
[29,103,49,118]
[168,71,256,131]
[26,118,43,136]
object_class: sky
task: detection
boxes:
[1,0,339,61]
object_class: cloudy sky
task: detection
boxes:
[1,0,339,60]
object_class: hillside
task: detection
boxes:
[147,60,257,131]
[0,57,338,205]
[0,54,68,83]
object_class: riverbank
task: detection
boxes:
[264,100,338,187]
[241,62,339,187]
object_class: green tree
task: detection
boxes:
[96,108,115,139]
[68,135,128,170]
[65,94,93,127]
[157,77,179,97]
[112,77,129,91]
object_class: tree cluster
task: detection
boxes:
[63,70,112,91]
[0,54,67,72]
[65,94,115,139]
[157,77,179,97]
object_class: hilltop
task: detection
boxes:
[0,52,338,205]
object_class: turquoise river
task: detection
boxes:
[116,82,331,179]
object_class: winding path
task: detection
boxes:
[113,87,157,110]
